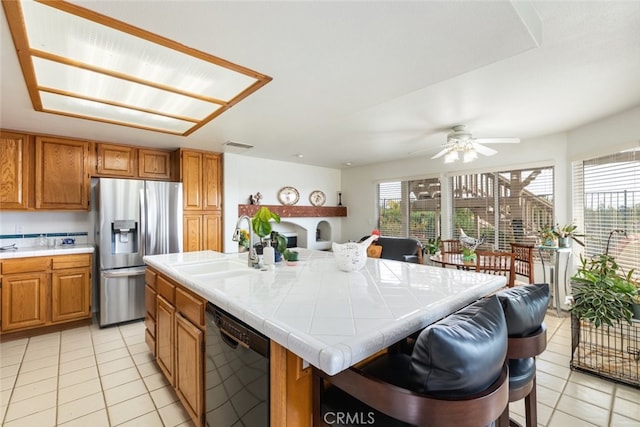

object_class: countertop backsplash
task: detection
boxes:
[0,231,89,250]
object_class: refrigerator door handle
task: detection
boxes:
[140,186,146,258]
[102,267,146,278]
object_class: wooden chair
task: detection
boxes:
[496,284,550,427]
[440,239,462,254]
[510,243,535,284]
[476,250,516,287]
[313,296,509,427]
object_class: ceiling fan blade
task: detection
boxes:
[472,143,498,156]
[474,137,520,144]
[431,146,452,159]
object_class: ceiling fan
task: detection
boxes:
[432,125,520,163]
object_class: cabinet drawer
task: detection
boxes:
[2,257,50,274]
[156,275,175,304]
[145,284,157,319]
[52,254,91,270]
[176,287,205,328]
[145,268,157,290]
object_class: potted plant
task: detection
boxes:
[569,253,637,327]
[251,206,281,254]
[539,225,558,247]
[555,223,585,248]
[252,206,299,262]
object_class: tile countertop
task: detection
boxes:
[144,249,506,376]
[0,244,95,259]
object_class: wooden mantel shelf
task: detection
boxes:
[238,204,347,218]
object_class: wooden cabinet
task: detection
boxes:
[178,149,223,252]
[51,254,91,323]
[94,144,173,180]
[144,268,158,356]
[96,143,136,177]
[0,254,92,334]
[138,148,172,180]
[146,267,205,426]
[0,131,31,210]
[35,136,90,210]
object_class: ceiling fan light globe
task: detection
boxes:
[463,150,478,163]
[444,150,459,163]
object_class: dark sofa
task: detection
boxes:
[360,236,423,264]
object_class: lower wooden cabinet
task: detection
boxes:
[0,254,92,334]
[146,267,205,426]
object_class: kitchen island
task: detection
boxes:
[144,249,506,426]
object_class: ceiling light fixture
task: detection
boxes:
[2,0,272,136]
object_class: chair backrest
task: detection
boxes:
[314,295,509,427]
[475,251,516,287]
[510,243,535,283]
[440,239,461,254]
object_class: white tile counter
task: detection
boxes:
[144,249,506,375]
[0,244,95,259]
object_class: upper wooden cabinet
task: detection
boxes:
[179,149,221,211]
[139,149,172,180]
[0,131,31,210]
[96,143,136,177]
[94,143,173,180]
[35,136,90,210]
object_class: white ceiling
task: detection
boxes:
[1,1,639,169]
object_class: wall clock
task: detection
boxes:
[309,190,326,207]
[278,186,299,205]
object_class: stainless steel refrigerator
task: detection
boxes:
[96,178,183,326]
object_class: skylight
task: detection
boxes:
[2,0,272,135]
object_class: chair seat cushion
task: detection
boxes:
[496,283,550,337]
[408,295,507,397]
[508,358,536,390]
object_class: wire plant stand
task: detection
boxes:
[571,314,640,388]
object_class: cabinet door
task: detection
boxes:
[145,284,157,355]
[0,131,30,210]
[202,153,221,210]
[176,313,204,426]
[51,267,91,323]
[181,150,203,211]
[96,143,136,177]
[35,136,89,210]
[139,149,172,180]
[1,272,48,331]
[183,214,203,252]
[203,213,222,252]
[156,295,175,385]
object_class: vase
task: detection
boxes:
[632,303,640,319]
[543,237,557,247]
[558,237,570,248]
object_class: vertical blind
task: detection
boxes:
[573,149,640,279]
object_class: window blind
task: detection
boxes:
[574,149,640,279]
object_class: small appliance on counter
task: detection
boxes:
[96,178,183,327]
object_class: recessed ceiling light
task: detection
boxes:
[344,162,353,166]
[295,154,304,158]
[2,0,272,136]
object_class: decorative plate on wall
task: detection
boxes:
[278,186,299,205]
[309,190,326,207]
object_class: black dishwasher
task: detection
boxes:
[205,303,270,427]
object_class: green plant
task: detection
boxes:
[251,206,281,244]
[570,253,637,327]
[425,236,441,255]
[555,223,585,246]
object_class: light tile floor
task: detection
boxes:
[1,313,640,426]
[0,320,194,427]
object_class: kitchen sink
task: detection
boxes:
[172,259,250,276]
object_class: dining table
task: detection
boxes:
[429,253,477,270]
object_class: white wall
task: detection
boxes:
[222,153,343,252]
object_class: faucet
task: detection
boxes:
[232,215,259,268]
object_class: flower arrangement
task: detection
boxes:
[539,223,585,247]
[238,229,250,249]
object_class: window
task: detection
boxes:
[573,149,640,279]
[450,167,554,250]
[377,178,441,243]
